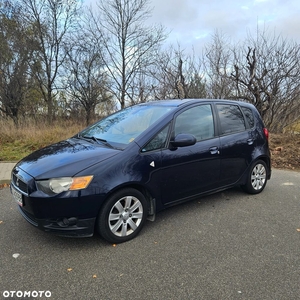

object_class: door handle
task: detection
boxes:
[209,146,220,155]
[247,139,254,145]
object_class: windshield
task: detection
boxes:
[79,104,175,148]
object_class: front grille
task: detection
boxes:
[12,173,28,194]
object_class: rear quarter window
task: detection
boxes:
[241,107,255,128]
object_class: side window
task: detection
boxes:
[216,104,246,135]
[174,105,214,141]
[142,125,170,152]
[241,107,255,128]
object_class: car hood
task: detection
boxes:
[16,137,120,179]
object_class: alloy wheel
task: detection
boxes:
[251,163,266,191]
[108,196,144,237]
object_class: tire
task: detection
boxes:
[97,188,148,243]
[242,160,268,194]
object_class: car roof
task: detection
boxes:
[142,98,254,108]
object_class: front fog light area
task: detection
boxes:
[36,176,93,195]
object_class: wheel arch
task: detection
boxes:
[97,182,157,225]
[255,155,272,179]
[241,158,269,194]
[240,155,271,186]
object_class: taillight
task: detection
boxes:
[263,128,269,140]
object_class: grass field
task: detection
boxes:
[0,120,84,161]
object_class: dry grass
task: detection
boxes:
[0,119,85,161]
[284,120,300,134]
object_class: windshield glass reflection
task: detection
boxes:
[79,104,175,147]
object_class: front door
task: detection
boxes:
[160,104,221,205]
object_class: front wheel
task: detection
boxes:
[97,188,148,243]
[242,160,268,194]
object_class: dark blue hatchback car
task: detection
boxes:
[11,99,271,243]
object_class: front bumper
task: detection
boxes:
[11,166,101,237]
[17,205,96,237]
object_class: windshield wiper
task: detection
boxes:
[92,137,114,148]
[78,135,114,149]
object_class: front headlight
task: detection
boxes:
[36,176,93,195]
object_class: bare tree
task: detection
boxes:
[0,0,31,126]
[19,0,81,124]
[151,46,206,100]
[64,29,113,125]
[231,30,300,131]
[149,48,178,99]
[89,0,167,108]
[187,72,207,99]
[203,30,235,99]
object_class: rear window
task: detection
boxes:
[216,104,246,135]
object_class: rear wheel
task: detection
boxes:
[242,160,268,194]
[97,188,148,243]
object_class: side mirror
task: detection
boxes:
[170,133,196,148]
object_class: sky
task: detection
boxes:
[149,0,300,51]
[86,0,300,52]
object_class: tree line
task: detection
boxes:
[0,0,299,132]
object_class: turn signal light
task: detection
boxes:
[70,176,94,190]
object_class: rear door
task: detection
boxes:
[215,103,255,186]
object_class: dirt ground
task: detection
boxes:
[270,133,300,171]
